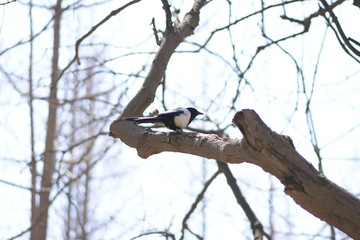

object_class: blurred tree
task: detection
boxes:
[1,1,133,239]
[30,1,62,239]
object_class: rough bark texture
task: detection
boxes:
[109,0,360,238]
[110,121,248,161]
[119,0,205,118]
[233,110,360,239]
[110,109,360,239]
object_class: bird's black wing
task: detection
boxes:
[124,108,188,131]
[157,108,186,117]
[124,116,163,124]
[124,109,185,122]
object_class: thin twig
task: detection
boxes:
[180,170,221,240]
[0,0,16,6]
[151,17,161,45]
[0,179,32,191]
[319,0,360,58]
[130,231,175,240]
[54,0,142,89]
[161,0,174,33]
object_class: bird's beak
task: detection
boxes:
[198,112,204,115]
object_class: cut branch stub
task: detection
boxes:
[110,109,360,239]
[233,109,360,239]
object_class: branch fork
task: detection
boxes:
[109,0,360,238]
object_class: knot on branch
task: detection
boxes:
[232,109,295,151]
[283,171,305,193]
[232,109,274,151]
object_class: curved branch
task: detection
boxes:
[119,0,206,117]
[110,109,360,239]
[233,110,360,239]
[320,0,360,60]
[108,1,360,238]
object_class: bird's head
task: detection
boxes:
[187,107,203,122]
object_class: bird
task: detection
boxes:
[124,107,203,132]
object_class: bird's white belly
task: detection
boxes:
[174,113,191,129]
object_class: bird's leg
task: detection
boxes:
[175,129,183,133]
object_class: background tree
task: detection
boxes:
[0,0,359,239]
[1,1,129,239]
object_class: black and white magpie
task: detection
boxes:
[124,107,203,132]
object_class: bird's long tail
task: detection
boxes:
[124,116,162,124]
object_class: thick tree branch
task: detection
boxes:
[109,1,360,238]
[232,110,360,239]
[110,120,249,161]
[110,109,360,239]
[119,0,206,117]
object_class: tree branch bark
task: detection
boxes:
[109,0,360,238]
[119,0,206,118]
[233,110,360,239]
[110,109,360,239]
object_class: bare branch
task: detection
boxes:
[0,3,73,57]
[9,144,110,240]
[107,0,360,239]
[180,170,221,240]
[150,17,161,46]
[54,0,142,88]
[161,0,173,33]
[130,231,175,240]
[0,0,16,6]
[218,162,271,240]
[111,109,360,239]
[0,179,32,191]
[118,0,206,118]
[199,0,303,50]
[319,0,360,59]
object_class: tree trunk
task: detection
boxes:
[30,1,62,239]
[28,0,38,234]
